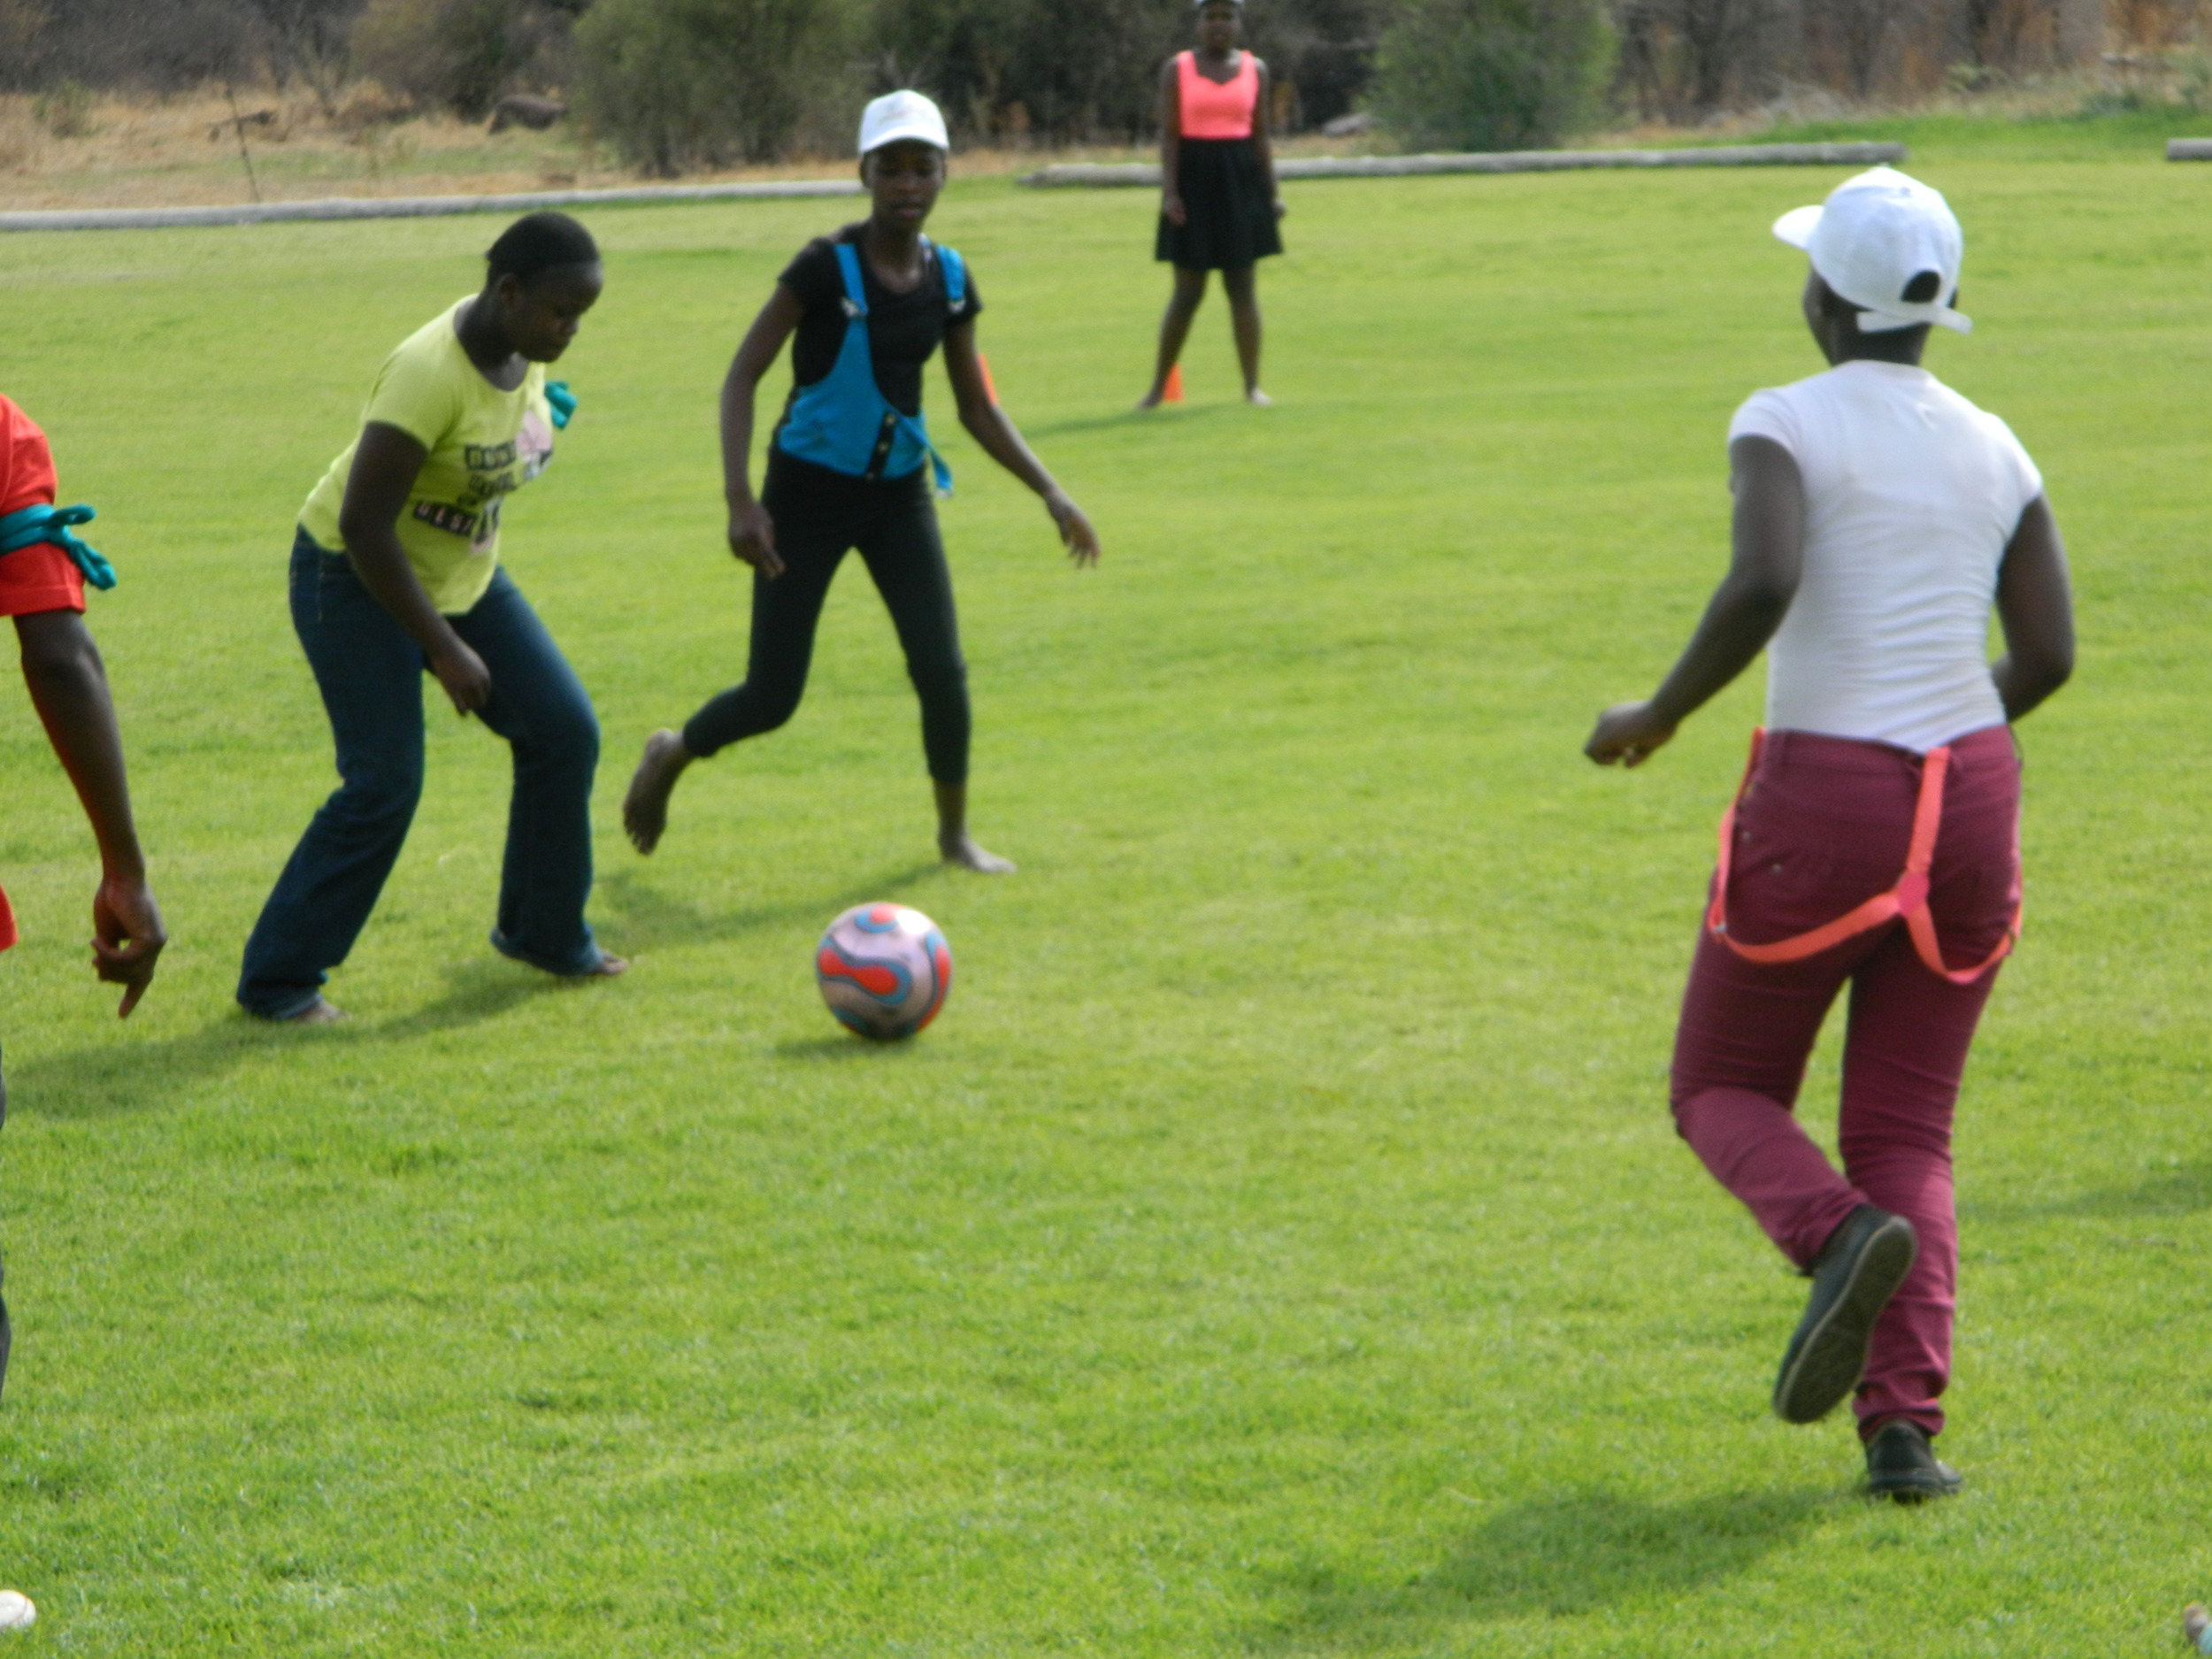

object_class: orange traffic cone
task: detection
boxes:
[977,350,1000,404]
[1163,364,1184,404]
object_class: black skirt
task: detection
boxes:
[1156,136,1282,271]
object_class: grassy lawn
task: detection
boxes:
[0,141,2207,1655]
[1752,99,2212,160]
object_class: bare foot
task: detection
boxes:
[280,996,347,1025]
[624,729,691,855]
[941,836,1016,874]
[1246,389,1273,407]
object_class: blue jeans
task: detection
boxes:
[238,529,604,1018]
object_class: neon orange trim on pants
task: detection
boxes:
[1707,728,2018,986]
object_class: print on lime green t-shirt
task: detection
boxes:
[298,299,557,616]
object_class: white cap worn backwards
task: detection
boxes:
[1772,165,1971,335]
[859,90,949,157]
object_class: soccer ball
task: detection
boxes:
[815,902,951,1041]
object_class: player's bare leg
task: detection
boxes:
[935,782,1014,874]
[1140,268,1207,408]
[624,729,693,855]
[1225,265,1268,404]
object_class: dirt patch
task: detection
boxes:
[0,87,1396,212]
[0,87,840,211]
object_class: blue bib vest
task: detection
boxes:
[774,239,966,494]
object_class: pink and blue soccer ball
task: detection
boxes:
[815,902,951,1041]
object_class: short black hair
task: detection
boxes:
[485,211,599,285]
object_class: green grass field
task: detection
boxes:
[1,130,2209,1655]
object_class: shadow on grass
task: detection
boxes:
[5,958,563,1121]
[593,861,940,954]
[364,956,565,1040]
[771,1032,919,1062]
[1018,403,1234,441]
[6,864,945,1119]
[1250,1486,1828,1648]
[1968,1158,2212,1222]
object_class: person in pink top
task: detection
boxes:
[1140,0,1285,408]
[1586,169,2075,1502]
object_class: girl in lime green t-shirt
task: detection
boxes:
[239,211,624,1023]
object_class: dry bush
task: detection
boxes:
[1611,0,2099,119]
[350,0,568,119]
[1962,0,2067,69]
[34,78,95,136]
[1371,0,1613,150]
[572,0,833,173]
[0,96,47,173]
[328,80,415,130]
[2110,0,2212,47]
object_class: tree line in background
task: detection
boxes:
[0,0,2205,171]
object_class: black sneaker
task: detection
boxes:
[1863,1418,1962,1502]
[1771,1205,1917,1425]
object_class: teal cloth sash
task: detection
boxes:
[0,503,116,591]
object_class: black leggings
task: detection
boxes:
[681,465,970,783]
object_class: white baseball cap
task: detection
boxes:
[1772,165,1971,335]
[859,90,949,157]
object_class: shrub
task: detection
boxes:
[1369,0,1610,153]
[0,0,45,92]
[572,0,832,173]
[34,77,94,136]
[351,0,560,119]
[865,0,1385,144]
[870,0,1181,142]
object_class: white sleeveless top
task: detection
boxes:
[1729,360,2043,754]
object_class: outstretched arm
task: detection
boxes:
[720,283,803,580]
[14,610,165,1016]
[1586,434,1804,767]
[942,320,1099,566]
[1990,495,2073,721]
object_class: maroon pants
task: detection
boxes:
[1670,726,2020,1440]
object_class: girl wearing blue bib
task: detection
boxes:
[623,91,1099,872]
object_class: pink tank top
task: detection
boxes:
[1177,50,1258,139]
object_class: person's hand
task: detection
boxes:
[1585,700,1678,768]
[1046,491,1100,568]
[91,872,165,1018]
[1162,189,1187,227]
[1272,196,1287,219]
[430,639,491,716]
[728,499,783,579]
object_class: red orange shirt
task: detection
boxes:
[0,393,89,950]
[0,394,87,621]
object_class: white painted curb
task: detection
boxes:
[1022,141,1908,188]
[0,178,864,234]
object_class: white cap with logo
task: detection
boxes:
[1772,165,1970,335]
[859,90,949,157]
